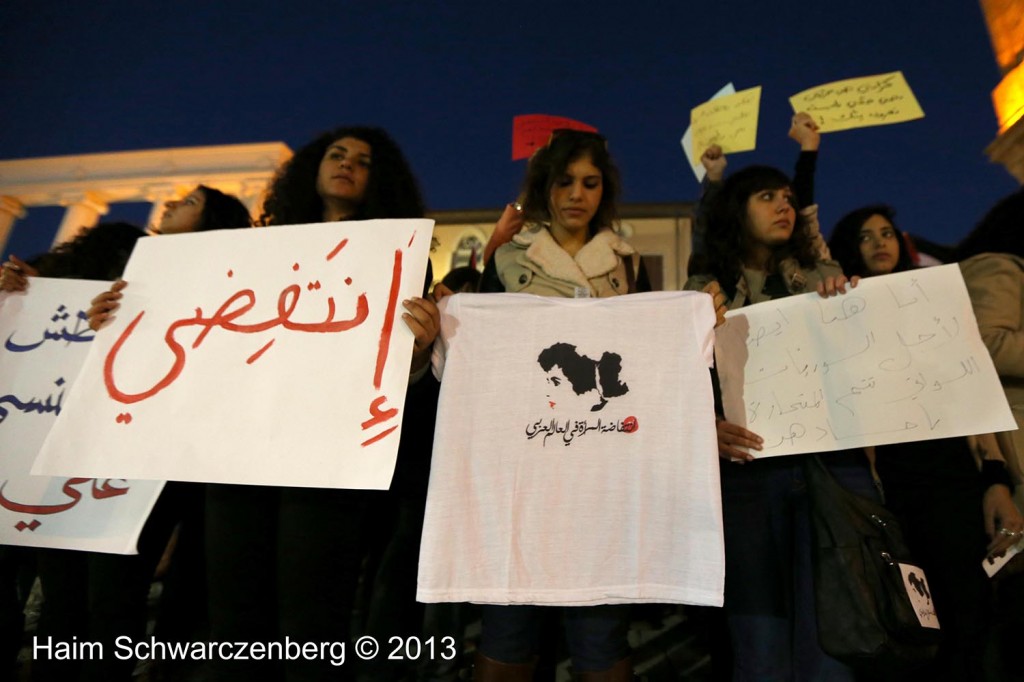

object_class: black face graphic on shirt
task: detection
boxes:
[537,342,629,412]
[907,572,931,602]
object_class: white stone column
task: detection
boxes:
[0,196,27,255]
[53,192,108,246]
[239,179,267,223]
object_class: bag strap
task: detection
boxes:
[802,453,840,493]
[803,454,907,551]
[624,254,637,294]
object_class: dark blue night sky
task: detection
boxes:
[1,0,1016,261]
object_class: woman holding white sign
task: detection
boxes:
[829,203,1021,681]
[685,164,870,682]
[203,126,439,682]
[21,190,247,681]
[92,141,438,682]
[0,222,145,682]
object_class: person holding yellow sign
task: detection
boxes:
[692,112,829,271]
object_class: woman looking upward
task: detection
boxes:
[686,164,866,682]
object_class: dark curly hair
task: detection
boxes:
[955,186,1024,261]
[828,204,913,277]
[259,126,425,226]
[440,265,481,293]
[699,165,818,295]
[196,185,252,231]
[29,222,145,280]
[520,130,620,236]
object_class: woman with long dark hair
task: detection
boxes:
[85,184,252,324]
[200,126,439,682]
[474,129,720,681]
[2,185,248,294]
[828,203,1022,681]
[827,204,913,278]
[685,164,867,681]
[5,185,249,682]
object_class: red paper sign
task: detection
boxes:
[512,114,598,160]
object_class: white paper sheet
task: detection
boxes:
[715,266,1017,456]
[33,220,432,489]
[0,278,164,553]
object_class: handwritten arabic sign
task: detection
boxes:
[0,279,164,553]
[419,292,724,607]
[788,71,924,133]
[714,266,1016,457]
[681,82,735,182]
[33,220,433,489]
[690,86,761,163]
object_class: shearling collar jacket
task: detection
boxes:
[493,224,637,298]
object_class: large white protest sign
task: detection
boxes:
[419,292,724,607]
[715,265,1017,457]
[33,220,433,489]
[0,279,164,553]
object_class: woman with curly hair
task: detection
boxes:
[2,185,248,294]
[3,188,249,682]
[201,126,440,682]
[259,126,425,225]
[685,165,870,681]
[152,184,253,234]
[0,222,143,290]
[0,222,146,681]
[83,184,252,325]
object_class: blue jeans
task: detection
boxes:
[479,604,630,672]
[720,452,878,682]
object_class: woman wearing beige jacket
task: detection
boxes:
[956,186,1024,682]
[957,188,1024,509]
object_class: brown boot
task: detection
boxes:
[573,656,633,681]
[472,651,537,681]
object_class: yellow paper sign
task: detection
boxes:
[789,71,924,132]
[690,86,761,163]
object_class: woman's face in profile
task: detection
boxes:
[544,366,570,410]
[155,188,205,235]
[544,365,602,412]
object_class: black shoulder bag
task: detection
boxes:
[803,454,942,672]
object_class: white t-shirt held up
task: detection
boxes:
[418,291,724,607]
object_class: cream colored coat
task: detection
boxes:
[960,252,1024,500]
[493,224,639,298]
[685,258,843,309]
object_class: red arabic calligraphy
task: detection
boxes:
[0,477,129,515]
[104,282,369,404]
[373,250,403,390]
